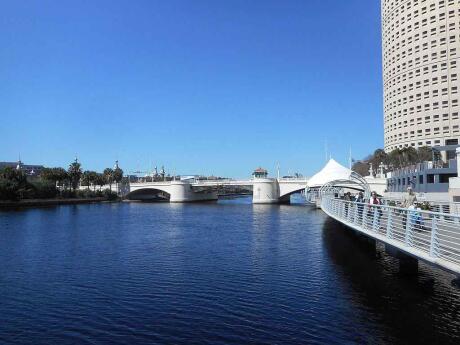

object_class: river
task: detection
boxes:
[0,196,459,344]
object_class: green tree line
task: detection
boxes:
[352,146,438,176]
[0,159,123,201]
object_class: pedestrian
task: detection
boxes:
[355,192,365,223]
[368,191,382,228]
[344,192,351,218]
[369,191,381,206]
[401,186,417,208]
[401,187,417,229]
[355,192,364,203]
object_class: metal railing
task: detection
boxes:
[321,197,460,275]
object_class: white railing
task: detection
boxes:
[321,197,460,275]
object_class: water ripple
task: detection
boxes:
[0,199,459,344]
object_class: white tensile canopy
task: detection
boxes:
[307,159,354,188]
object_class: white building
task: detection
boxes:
[382,0,460,154]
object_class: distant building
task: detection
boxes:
[0,161,44,177]
[252,167,268,179]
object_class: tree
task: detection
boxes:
[113,166,123,194]
[81,171,92,190]
[387,148,402,169]
[95,173,106,191]
[41,167,68,189]
[88,171,98,191]
[40,168,55,182]
[417,146,433,162]
[370,149,388,169]
[400,147,418,166]
[54,168,69,191]
[68,159,82,192]
[0,167,29,200]
[103,168,114,191]
[113,167,123,184]
[351,161,369,176]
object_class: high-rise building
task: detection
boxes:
[382,0,460,155]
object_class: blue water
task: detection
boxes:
[1,197,459,345]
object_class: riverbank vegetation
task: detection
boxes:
[0,159,123,202]
[352,147,437,176]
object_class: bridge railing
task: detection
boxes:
[321,197,460,269]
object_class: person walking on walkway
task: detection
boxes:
[401,187,417,229]
[401,187,417,208]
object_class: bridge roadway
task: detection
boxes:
[126,178,309,204]
[321,196,460,276]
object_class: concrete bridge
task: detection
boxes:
[126,177,309,204]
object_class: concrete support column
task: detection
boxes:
[448,148,460,213]
[457,147,460,174]
[399,255,419,276]
[252,178,280,204]
[385,244,418,276]
[169,181,217,203]
[356,233,376,254]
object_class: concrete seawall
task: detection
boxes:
[0,198,118,209]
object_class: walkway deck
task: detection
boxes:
[321,197,460,275]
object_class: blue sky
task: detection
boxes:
[0,0,382,178]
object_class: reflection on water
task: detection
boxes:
[0,197,459,344]
[322,217,460,345]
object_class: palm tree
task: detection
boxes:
[103,168,114,192]
[88,171,98,191]
[41,167,68,194]
[81,171,92,190]
[95,173,106,191]
[68,159,82,192]
[113,165,123,195]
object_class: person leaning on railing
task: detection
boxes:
[408,203,425,232]
[344,192,352,217]
[368,191,383,228]
[355,192,365,222]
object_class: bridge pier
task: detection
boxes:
[127,176,308,204]
[399,255,419,276]
[169,181,218,203]
[252,178,280,204]
[385,245,419,276]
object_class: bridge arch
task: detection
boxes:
[278,181,309,199]
[126,187,171,201]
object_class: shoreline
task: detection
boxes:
[0,197,119,209]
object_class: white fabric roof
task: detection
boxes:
[307,159,353,188]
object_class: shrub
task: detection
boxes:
[61,189,76,198]
[28,181,58,199]
[0,179,20,201]
[103,189,119,201]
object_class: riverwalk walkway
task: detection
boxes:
[321,197,460,276]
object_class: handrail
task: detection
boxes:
[320,196,460,275]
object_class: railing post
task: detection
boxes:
[386,207,393,239]
[363,204,368,228]
[429,217,440,258]
[347,202,351,222]
[405,209,413,246]
[354,202,358,224]
[372,207,378,232]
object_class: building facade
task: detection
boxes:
[0,161,44,177]
[382,0,460,153]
